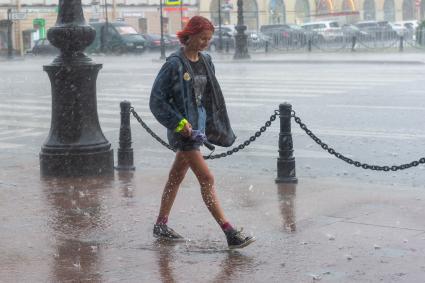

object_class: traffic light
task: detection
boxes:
[165,0,181,5]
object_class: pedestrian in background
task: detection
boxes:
[149,16,255,249]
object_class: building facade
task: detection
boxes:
[1,0,424,54]
[200,0,425,29]
[0,0,198,54]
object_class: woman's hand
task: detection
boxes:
[180,122,192,138]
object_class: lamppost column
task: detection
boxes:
[218,0,223,52]
[159,0,166,60]
[6,9,13,59]
[233,0,250,59]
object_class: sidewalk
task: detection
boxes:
[1,153,424,282]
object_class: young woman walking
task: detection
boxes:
[149,16,255,249]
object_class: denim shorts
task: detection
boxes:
[168,106,206,151]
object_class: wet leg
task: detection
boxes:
[182,150,229,226]
[157,151,190,222]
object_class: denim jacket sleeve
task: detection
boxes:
[149,60,184,131]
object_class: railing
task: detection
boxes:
[116,101,425,184]
[213,29,425,53]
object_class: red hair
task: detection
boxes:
[176,16,215,45]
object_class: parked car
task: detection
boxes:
[341,24,367,39]
[141,34,173,50]
[354,21,397,40]
[246,30,271,48]
[260,24,307,47]
[31,38,59,56]
[396,20,419,31]
[388,22,408,37]
[395,20,418,39]
[86,21,147,54]
[214,25,237,36]
[301,21,343,42]
[208,29,234,51]
[164,34,180,49]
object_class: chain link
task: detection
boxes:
[291,110,425,171]
[130,108,279,160]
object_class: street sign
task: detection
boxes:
[11,12,26,20]
[165,0,181,6]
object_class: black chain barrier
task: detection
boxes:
[130,107,279,160]
[291,110,425,171]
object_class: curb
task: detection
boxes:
[214,59,425,65]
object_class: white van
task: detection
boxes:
[301,21,343,41]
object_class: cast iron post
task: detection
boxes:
[351,36,356,52]
[276,103,298,183]
[39,0,114,177]
[159,0,166,60]
[115,101,135,171]
[233,0,250,59]
[399,35,404,52]
[218,0,223,52]
[180,0,183,29]
[7,9,13,59]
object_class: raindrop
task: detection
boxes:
[310,274,321,281]
[374,244,381,250]
[327,233,335,240]
[73,261,81,269]
[248,185,253,191]
[346,254,353,260]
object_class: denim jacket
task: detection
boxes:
[149,48,236,147]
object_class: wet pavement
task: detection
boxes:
[1,156,425,282]
[1,52,425,282]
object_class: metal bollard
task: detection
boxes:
[276,103,298,184]
[115,101,135,171]
[307,39,312,52]
[351,36,356,52]
[399,35,404,52]
[265,40,269,53]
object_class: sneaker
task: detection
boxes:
[153,224,184,240]
[225,228,256,249]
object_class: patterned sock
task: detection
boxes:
[156,215,168,225]
[221,222,234,233]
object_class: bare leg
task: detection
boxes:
[157,151,190,221]
[181,150,229,226]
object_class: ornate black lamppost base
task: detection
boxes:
[39,0,114,177]
[40,149,114,177]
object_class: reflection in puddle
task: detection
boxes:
[152,239,256,283]
[277,183,297,233]
[42,176,113,282]
[117,171,135,199]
